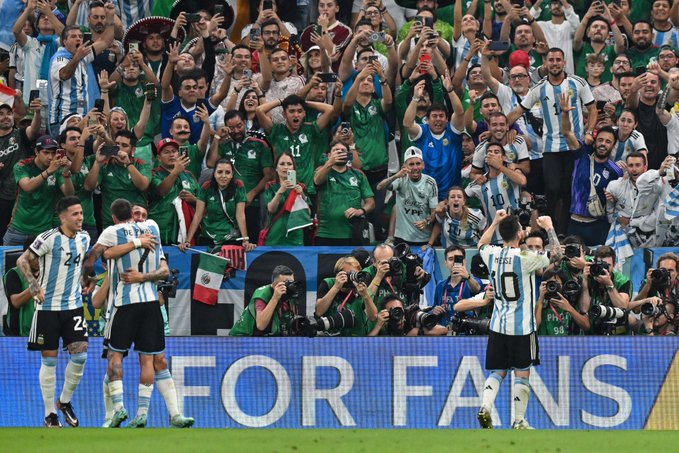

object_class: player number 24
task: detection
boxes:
[63,252,82,267]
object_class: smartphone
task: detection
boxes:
[453,255,464,267]
[29,89,40,103]
[475,30,485,41]
[94,98,105,112]
[215,47,230,55]
[613,0,622,5]
[56,148,66,159]
[422,16,434,28]
[419,53,432,73]
[129,42,139,53]
[263,0,273,10]
[83,32,92,43]
[313,24,323,36]
[287,169,296,186]
[596,100,607,112]
[340,121,351,135]
[249,27,261,41]
[185,13,202,23]
[370,31,385,43]
[243,69,253,78]
[367,55,379,63]
[101,145,120,157]
[214,4,224,15]
[144,82,156,101]
[88,115,98,127]
[488,40,511,52]
[318,72,338,83]
[413,17,422,27]
[179,146,189,157]
[510,0,525,6]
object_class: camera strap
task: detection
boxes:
[338,290,354,311]
[548,303,565,324]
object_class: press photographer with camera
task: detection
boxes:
[536,267,591,336]
[315,257,378,336]
[630,253,679,335]
[365,243,431,308]
[583,246,632,335]
[368,293,447,337]
[634,252,679,306]
[432,246,483,327]
[230,265,301,336]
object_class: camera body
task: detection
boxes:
[544,280,562,301]
[590,259,610,278]
[282,280,301,301]
[158,269,180,299]
[450,314,491,335]
[589,304,626,322]
[345,270,371,289]
[641,301,665,317]
[564,244,580,259]
[651,268,671,289]
[404,304,441,331]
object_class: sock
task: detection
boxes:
[60,352,87,404]
[155,369,179,417]
[109,379,125,412]
[137,383,154,417]
[40,357,58,417]
[103,374,114,420]
[513,377,531,422]
[481,372,505,410]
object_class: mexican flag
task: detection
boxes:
[0,82,16,108]
[193,253,228,305]
[284,191,312,236]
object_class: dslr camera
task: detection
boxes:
[344,270,371,289]
[450,313,491,335]
[641,300,667,317]
[158,269,180,298]
[291,310,356,337]
[589,305,626,322]
[650,268,671,290]
[564,244,581,259]
[590,259,610,278]
[282,280,302,301]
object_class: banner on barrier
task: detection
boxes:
[1,337,678,429]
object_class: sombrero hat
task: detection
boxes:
[170,0,235,30]
[123,16,186,51]
[393,0,453,9]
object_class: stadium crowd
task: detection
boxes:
[1,0,679,338]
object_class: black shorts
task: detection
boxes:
[101,338,128,359]
[28,308,89,351]
[485,330,540,371]
[107,301,165,355]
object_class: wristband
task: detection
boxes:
[606,285,615,291]
[133,238,142,248]
[63,173,71,179]
[41,172,48,180]
[370,279,380,287]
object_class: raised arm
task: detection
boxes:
[161,42,180,103]
[559,92,581,150]
[402,80,425,138]
[255,98,280,134]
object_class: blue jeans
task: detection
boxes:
[2,226,35,247]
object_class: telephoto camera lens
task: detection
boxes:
[641,302,663,317]
[589,305,626,321]
[347,271,372,286]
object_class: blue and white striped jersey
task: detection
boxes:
[614,129,647,162]
[437,208,487,248]
[496,83,544,161]
[48,49,95,126]
[97,220,165,307]
[654,26,679,48]
[479,245,549,335]
[465,174,521,244]
[471,137,530,172]
[29,228,90,311]
[520,75,594,153]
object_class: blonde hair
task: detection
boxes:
[334,256,361,274]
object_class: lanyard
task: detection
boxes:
[443,279,465,309]
[338,290,354,311]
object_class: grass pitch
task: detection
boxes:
[1,429,677,453]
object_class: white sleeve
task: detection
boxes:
[479,244,500,268]
[465,182,482,200]
[472,141,487,170]
[579,81,595,106]
[97,226,118,248]
[514,138,530,161]
[29,233,54,257]
[521,250,550,273]
[495,83,514,114]
[520,85,538,111]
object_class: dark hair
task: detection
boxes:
[617,71,635,80]
[354,18,373,30]
[114,129,138,147]
[273,152,297,183]
[634,20,653,31]
[57,196,82,214]
[657,252,679,270]
[619,108,638,123]
[626,151,647,165]
[261,20,279,30]
[110,199,133,222]
[186,68,207,83]
[272,265,294,281]
[231,44,251,55]
[587,16,610,32]
[58,126,82,146]
[486,142,506,155]
[498,215,521,242]
[525,230,546,246]
[356,47,376,61]
[237,89,262,131]
[547,47,565,58]
[381,293,404,309]
[61,24,81,41]
[597,125,618,144]
[224,109,245,124]
[170,115,191,129]
[444,245,465,258]
[281,94,306,111]
[211,159,237,200]
[562,235,588,255]
[542,266,567,283]
[594,245,617,263]
[88,1,105,11]
[479,92,500,106]
[269,47,288,58]
[488,111,507,122]
[178,74,198,88]
[426,103,448,117]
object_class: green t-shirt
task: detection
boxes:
[351,98,388,171]
[55,154,96,227]
[98,159,152,228]
[151,143,204,181]
[149,166,201,244]
[575,43,618,83]
[217,136,273,206]
[626,46,660,71]
[320,277,369,336]
[269,122,323,194]
[198,180,247,245]
[317,167,374,239]
[262,182,305,246]
[112,81,162,148]
[11,158,66,234]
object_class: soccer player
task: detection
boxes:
[476,210,550,429]
[16,196,90,428]
[83,199,194,428]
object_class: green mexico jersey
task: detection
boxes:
[317,167,374,239]
[198,180,247,244]
[263,183,304,246]
[98,159,152,228]
[149,166,201,244]
[113,81,162,148]
[151,143,204,181]
[575,43,617,83]
[11,158,66,234]
[269,122,323,193]
[217,136,273,206]
[351,99,388,171]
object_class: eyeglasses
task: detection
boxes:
[509,74,528,80]
[365,10,381,16]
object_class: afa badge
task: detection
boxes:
[443,138,449,146]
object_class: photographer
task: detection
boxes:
[634,252,679,305]
[315,257,378,336]
[629,296,675,336]
[536,267,590,336]
[432,246,482,327]
[583,246,632,335]
[365,243,430,308]
[369,293,447,337]
[230,265,299,336]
